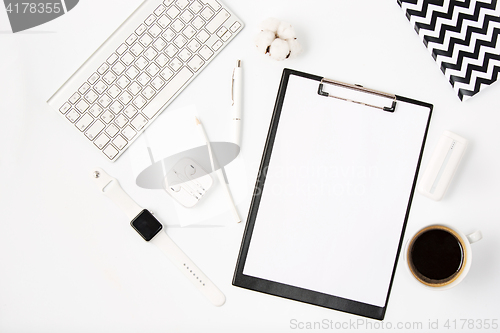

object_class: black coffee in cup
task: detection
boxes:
[407,225,466,287]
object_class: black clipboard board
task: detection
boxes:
[233,69,433,320]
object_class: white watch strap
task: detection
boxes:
[91,168,142,219]
[151,232,226,306]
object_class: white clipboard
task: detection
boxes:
[233,69,432,320]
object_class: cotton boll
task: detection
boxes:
[287,38,302,58]
[277,21,296,39]
[269,38,290,61]
[259,17,281,34]
[255,30,276,54]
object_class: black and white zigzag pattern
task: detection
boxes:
[398,0,500,101]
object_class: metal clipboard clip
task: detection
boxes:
[318,78,397,112]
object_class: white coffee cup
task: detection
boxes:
[404,224,482,290]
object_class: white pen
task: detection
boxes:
[195,117,241,223]
[231,60,243,147]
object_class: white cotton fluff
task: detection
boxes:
[276,21,296,40]
[255,30,276,54]
[259,17,281,33]
[269,38,290,61]
[255,18,302,61]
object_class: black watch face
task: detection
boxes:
[130,210,163,241]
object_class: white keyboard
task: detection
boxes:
[48,0,243,161]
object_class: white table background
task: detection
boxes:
[1,1,499,332]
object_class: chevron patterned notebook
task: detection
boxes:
[398,0,500,101]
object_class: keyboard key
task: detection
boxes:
[85,90,99,103]
[192,16,204,30]
[190,1,203,13]
[206,9,229,34]
[94,80,107,94]
[128,82,142,95]
[146,63,160,76]
[75,113,93,131]
[126,34,138,45]
[144,47,158,61]
[205,0,221,11]
[69,92,80,104]
[88,72,100,84]
[122,125,137,140]
[212,39,223,51]
[112,62,126,75]
[174,35,188,48]
[133,96,148,109]
[171,19,185,32]
[164,0,175,6]
[142,85,156,99]
[117,43,128,55]
[131,114,148,130]
[157,15,171,29]
[115,114,128,128]
[230,21,241,32]
[76,99,89,112]
[130,43,144,56]
[196,30,210,43]
[151,77,165,90]
[97,63,109,74]
[103,72,117,85]
[145,14,156,26]
[107,53,119,65]
[119,91,133,105]
[94,133,110,149]
[124,105,138,119]
[135,56,149,70]
[143,67,193,119]
[137,72,152,86]
[180,10,193,23]
[153,38,167,52]
[101,111,114,123]
[166,44,178,57]
[79,82,90,94]
[89,105,103,117]
[85,119,105,140]
[139,34,153,47]
[187,55,204,72]
[176,0,189,9]
[220,30,231,42]
[154,5,166,16]
[217,26,227,38]
[126,66,140,80]
[135,24,147,35]
[121,52,135,66]
[109,101,124,114]
[178,48,192,62]
[187,39,201,52]
[59,102,71,114]
[169,57,183,71]
[148,24,162,38]
[183,25,196,39]
[98,94,112,107]
[66,109,80,122]
[163,28,176,41]
[103,145,119,159]
[116,76,131,89]
[113,135,128,150]
[167,6,180,19]
[160,68,174,81]
[201,7,214,21]
[106,123,119,137]
[199,45,214,60]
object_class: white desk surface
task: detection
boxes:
[1,1,499,332]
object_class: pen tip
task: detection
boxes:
[195,117,200,125]
[236,59,241,67]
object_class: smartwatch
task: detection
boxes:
[91,168,225,306]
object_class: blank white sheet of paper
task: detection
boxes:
[243,74,430,307]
